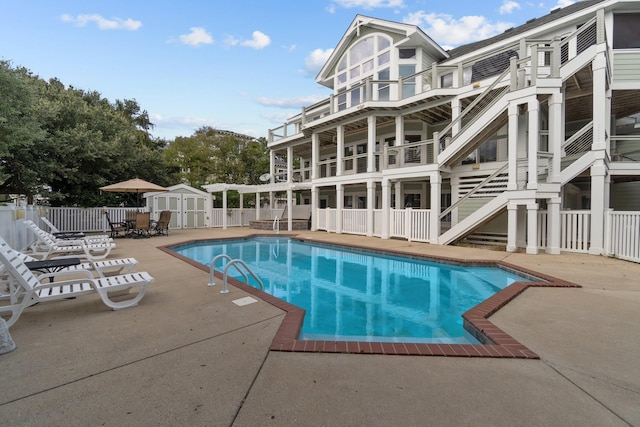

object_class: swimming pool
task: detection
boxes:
[174,236,535,344]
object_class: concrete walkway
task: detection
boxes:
[1,228,639,426]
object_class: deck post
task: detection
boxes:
[381,179,390,239]
[507,202,518,252]
[336,184,344,234]
[430,172,441,244]
[526,201,539,255]
[367,180,375,237]
[508,104,519,190]
[527,98,539,190]
[546,197,561,254]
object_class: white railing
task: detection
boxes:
[538,210,591,253]
[210,208,282,227]
[390,209,407,239]
[606,210,640,263]
[342,209,367,235]
[409,209,431,242]
[47,207,142,233]
[0,205,43,250]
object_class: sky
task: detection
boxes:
[1,0,578,141]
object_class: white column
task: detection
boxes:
[311,133,319,180]
[255,192,261,221]
[269,151,276,183]
[526,201,539,255]
[366,180,375,237]
[367,116,376,173]
[336,184,343,234]
[395,115,404,147]
[311,186,319,231]
[287,146,293,183]
[527,98,539,190]
[394,182,402,208]
[592,50,607,151]
[222,189,228,230]
[507,104,519,190]
[506,202,518,252]
[451,98,462,137]
[287,188,293,232]
[336,125,344,177]
[381,178,391,239]
[429,173,441,244]
[589,159,606,255]
[548,92,563,183]
[546,197,561,255]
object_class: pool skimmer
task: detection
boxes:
[232,296,258,306]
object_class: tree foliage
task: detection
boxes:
[1,61,270,208]
[0,61,170,206]
[164,126,270,189]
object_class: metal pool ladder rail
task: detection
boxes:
[208,254,264,294]
[273,216,280,233]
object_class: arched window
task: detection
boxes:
[335,34,393,110]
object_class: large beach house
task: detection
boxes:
[258,0,640,258]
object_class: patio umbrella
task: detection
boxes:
[100,178,168,206]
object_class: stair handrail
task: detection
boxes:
[439,162,509,220]
[561,121,593,154]
[438,62,515,145]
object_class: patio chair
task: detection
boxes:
[40,216,86,239]
[24,220,116,260]
[153,210,172,236]
[0,240,154,328]
[133,212,152,238]
[0,243,139,280]
[25,220,111,247]
[104,212,128,238]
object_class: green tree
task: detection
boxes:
[0,61,48,200]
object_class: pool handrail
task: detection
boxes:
[208,254,248,287]
[208,254,264,294]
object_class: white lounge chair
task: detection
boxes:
[24,221,116,260]
[2,250,138,279]
[0,239,154,328]
[26,220,111,246]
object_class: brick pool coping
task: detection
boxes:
[160,235,580,359]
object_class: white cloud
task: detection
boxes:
[330,0,405,9]
[178,27,214,46]
[240,31,271,49]
[305,48,334,75]
[551,0,575,9]
[403,11,513,48]
[261,112,298,125]
[499,1,521,15]
[224,35,240,47]
[60,13,142,30]
[255,95,328,109]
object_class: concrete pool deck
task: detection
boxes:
[1,228,639,426]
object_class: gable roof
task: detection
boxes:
[447,0,608,59]
[316,14,449,88]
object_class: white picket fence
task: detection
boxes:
[1,204,639,263]
[606,210,640,263]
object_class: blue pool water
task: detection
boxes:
[175,237,533,344]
